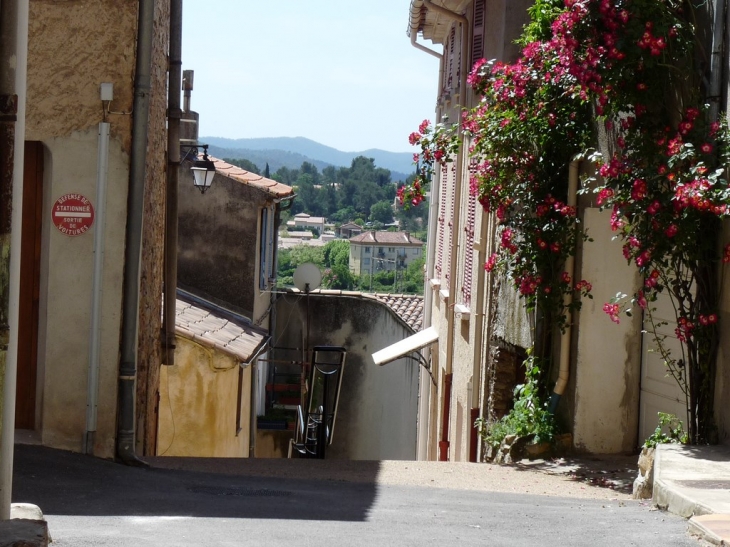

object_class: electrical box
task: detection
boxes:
[100,82,113,102]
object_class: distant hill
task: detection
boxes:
[203,136,413,182]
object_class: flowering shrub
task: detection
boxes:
[415,0,729,443]
[400,119,460,209]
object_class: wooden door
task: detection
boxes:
[15,141,43,430]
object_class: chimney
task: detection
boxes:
[404,231,410,242]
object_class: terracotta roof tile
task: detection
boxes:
[175,295,267,362]
[366,293,425,331]
[349,231,424,246]
[209,156,294,198]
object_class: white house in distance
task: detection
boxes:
[287,212,325,234]
[349,231,424,277]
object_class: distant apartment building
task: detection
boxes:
[349,231,423,277]
[287,212,325,233]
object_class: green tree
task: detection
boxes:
[323,239,350,268]
[223,157,260,174]
[370,200,395,224]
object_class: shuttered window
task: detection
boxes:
[461,162,478,307]
[436,165,448,279]
[445,164,456,291]
[471,0,486,69]
[447,26,456,91]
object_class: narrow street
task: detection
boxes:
[12,445,702,546]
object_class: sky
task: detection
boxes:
[181,1,441,153]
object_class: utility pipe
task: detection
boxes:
[549,160,580,414]
[0,0,28,520]
[408,1,442,59]
[117,0,155,466]
[163,0,183,368]
[707,0,727,123]
[84,121,110,455]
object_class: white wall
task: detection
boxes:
[572,208,643,453]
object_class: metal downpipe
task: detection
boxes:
[163,0,182,368]
[117,0,155,466]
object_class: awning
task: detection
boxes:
[372,326,438,366]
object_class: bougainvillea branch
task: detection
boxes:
[411,0,729,443]
[399,119,459,209]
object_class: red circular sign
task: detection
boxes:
[52,193,95,237]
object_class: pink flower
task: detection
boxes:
[419,120,431,135]
[701,143,714,154]
[603,303,621,324]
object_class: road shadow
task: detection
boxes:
[12,444,380,522]
[511,454,638,496]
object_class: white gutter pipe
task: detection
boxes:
[0,0,28,520]
[549,160,580,413]
[84,121,110,455]
[408,0,442,59]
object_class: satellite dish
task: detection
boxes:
[293,262,322,293]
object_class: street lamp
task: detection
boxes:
[182,143,216,193]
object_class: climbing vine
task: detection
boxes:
[411,0,730,444]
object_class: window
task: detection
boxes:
[259,207,274,290]
[378,247,384,254]
[388,247,395,252]
[365,247,371,254]
[471,0,486,68]
[363,258,371,267]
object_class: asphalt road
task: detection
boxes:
[11,445,702,547]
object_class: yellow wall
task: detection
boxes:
[157,337,251,457]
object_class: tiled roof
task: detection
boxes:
[367,293,424,331]
[296,289,424,331]
[349,231,424,246]
[210,156,293,198]
[175,294,268,363]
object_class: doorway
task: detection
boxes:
[15,141,43,430]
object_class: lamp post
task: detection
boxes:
[182,144,216,193]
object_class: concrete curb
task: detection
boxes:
[653,477,714,518]
[652,445,713,518]
[688,514,730,546]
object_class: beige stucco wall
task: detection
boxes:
[571,208,643,453]
[157,337,251,457]
[23,0,165,458]
[36,132,129,457]
[26,0,136,151]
